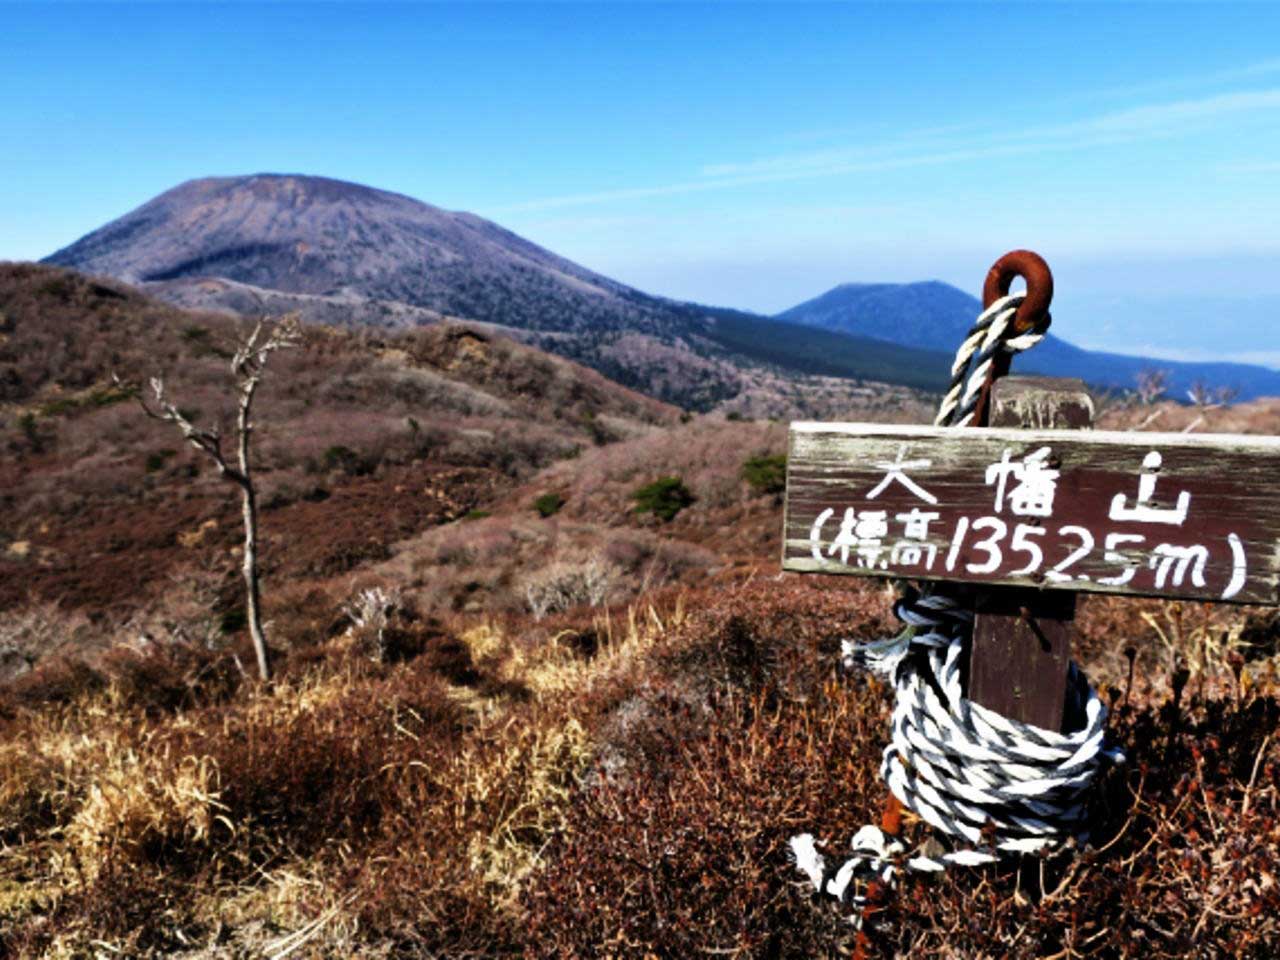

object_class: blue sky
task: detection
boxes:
[4,2,1279,365]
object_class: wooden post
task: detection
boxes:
[783,375,1280,955]
[968,377,1093,731]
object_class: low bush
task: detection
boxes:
[741,452,786,497]
[143,449,177,473]
[631,475,694,522]
[532,491,564,517]
[521,556,615,619]
[322,443,376,477]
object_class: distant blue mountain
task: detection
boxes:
[777,281,1280,401]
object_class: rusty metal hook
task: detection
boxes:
[982,249,1053,335]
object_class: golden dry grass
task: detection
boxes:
[0,574,1278,957]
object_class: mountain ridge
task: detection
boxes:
[43,173,958,408]
[43,173,1280,405]
[776,280,1280,401]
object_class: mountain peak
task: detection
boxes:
[158,173,432,211]
[41,173,759,408]
[43,172,627,310]
[776,279,980,350]
[831,279,953,293]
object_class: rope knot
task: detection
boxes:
[935,291,1052,428]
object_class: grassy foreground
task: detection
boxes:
[0,575,1277,958]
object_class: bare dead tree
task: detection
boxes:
[116,314,301,681]
[1214,385,1239,408]
[1135,368,1169,406]
[1187,380,1215,408]
[1186,381,1239,410]
[1086,386,1131,422]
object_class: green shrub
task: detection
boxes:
[631,476,694,522]
[533,492,565,518]
[18,412,43,452]
[741,453,787,497]
[462,510,491,522]
[144,449,178,473]
[219,608,247,635]
[323,444,375,476]
[37,384,134,417]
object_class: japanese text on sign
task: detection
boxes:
[782,424,1280,604]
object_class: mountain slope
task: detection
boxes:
[695,304,951,393]
[776,281,980,351]
[0,261,682,612]
[43,174,672,336]
[778,281,1280,400]
[41,174,951,409]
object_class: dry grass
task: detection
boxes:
[2,576,1273,957]
[0,584,702,956]
[0,264,674,615]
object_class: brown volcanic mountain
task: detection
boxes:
[42,174,748,407]
[44,175,635,323]
[42,174,955,410]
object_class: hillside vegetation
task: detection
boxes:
[1,265,1278,957]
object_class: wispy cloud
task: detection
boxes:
[1089,56,1280,103]
[702,89,1280,178]
[496,84,1280,214]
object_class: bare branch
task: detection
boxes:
[116,371,243,482]
[1187,380,1216,409]
[231,314,302,384]
[122,311,302,682]
[1135,368,1169,406]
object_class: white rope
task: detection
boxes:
[933,292,1050,429]
[791,593,1123,909]
[790,293,1121,917]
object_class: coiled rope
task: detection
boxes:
[789,291,1123,917]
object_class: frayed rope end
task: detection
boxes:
[789,833,827,891]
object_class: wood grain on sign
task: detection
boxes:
[783,424,1280,606]
[969,377,1091,731]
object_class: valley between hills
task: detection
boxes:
[1,178,1279,955]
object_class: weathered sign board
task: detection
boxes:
[783,422,1280,606]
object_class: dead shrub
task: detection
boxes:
[2,654,107,710]
[341,585,402,663]
[521,556,616,620]
[523,684,884,956]
[0,601,92,679]
[99,641,242,715]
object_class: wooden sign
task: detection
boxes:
[783,422,1280,606]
